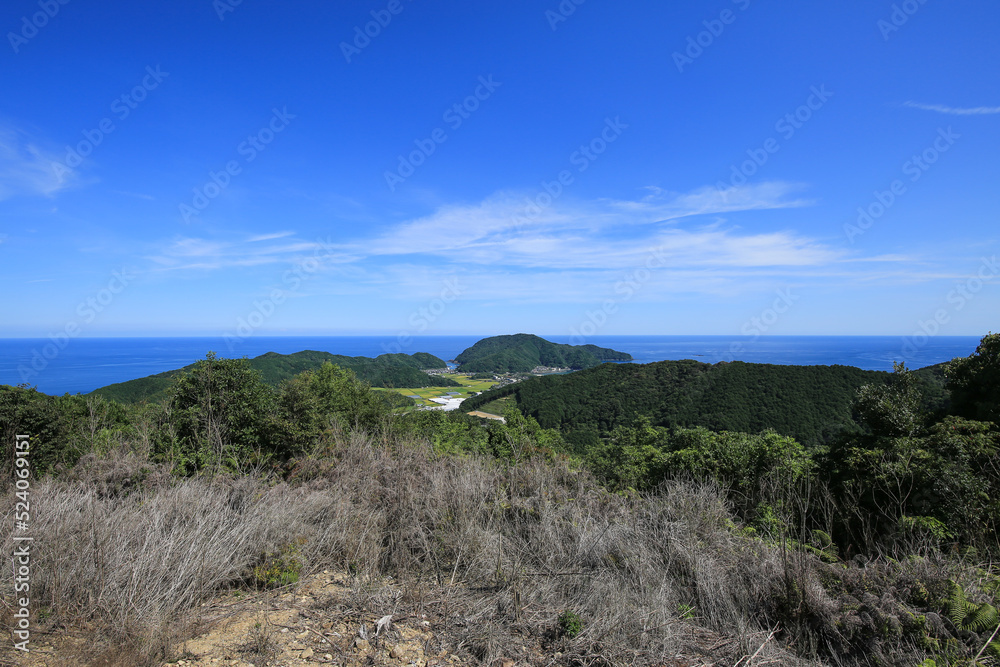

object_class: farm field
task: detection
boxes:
[376,374,496,408]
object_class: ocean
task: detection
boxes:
[0,335,983,396]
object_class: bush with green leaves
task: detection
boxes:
[557,610,584,638]
[586,417,811,525]
[251,539,305,589]
[277,361,391,454]
[946,332,1000,425]
[166,353,281,474]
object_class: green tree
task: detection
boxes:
[853,361,922,438]
[0,385,81,477]
[946,332,1000,424]
[586,416,667,492]
[826,357,1000,554]
[167,353,279,474]
[486,404,563,463]
[277,362,391,455]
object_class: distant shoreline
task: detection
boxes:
[0,334,981,396]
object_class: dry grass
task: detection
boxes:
[0,433,971,665]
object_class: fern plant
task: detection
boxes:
[920,582,1000,666]
[947,582,999,635]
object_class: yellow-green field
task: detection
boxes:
[375,374,496,408]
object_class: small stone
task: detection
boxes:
[281,627,289,633]
[301,648,314,659]
[325,655,333,661]
[390,645,405,659]
[502,660,515,667]
[355,638,370,650]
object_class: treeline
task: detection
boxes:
[562,336,1000,558]
[90,349,459,403]
[4,336,996,558]
[0,352,544,478]
[462,357,949,449]
[3,355,401,476]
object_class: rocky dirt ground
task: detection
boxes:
[2,570,763,666]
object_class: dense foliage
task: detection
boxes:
[454,333,631,373]
[946,332,1000,424]
[463,358,949,449]
[90,349,458,403]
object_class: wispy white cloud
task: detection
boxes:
[0,123,76,200]
[364,182,826,271]
[904,101,1000,115]
[247,230,295,242]
[141,184,930,305]
[147,233,356,272]
[112,190,156,201]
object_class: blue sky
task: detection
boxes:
[1,0,997,339]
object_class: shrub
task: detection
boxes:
[557,610,584,638]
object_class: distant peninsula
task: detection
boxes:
[90,350,459,403]
[454,333,632,373]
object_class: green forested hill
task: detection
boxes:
[454,333,632,373]
[90,350,458,403]
[462,359,950,449]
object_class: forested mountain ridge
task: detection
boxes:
[462,358,949,448]
[90,349,457,403]
[454,333,632,373]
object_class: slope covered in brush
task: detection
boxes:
[89,349,457,403]
[462,359,948,449]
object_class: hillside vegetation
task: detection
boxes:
[90,349,458,403]
[1,333,999,666]
[454,333,632,373]
[462,358,949,449]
